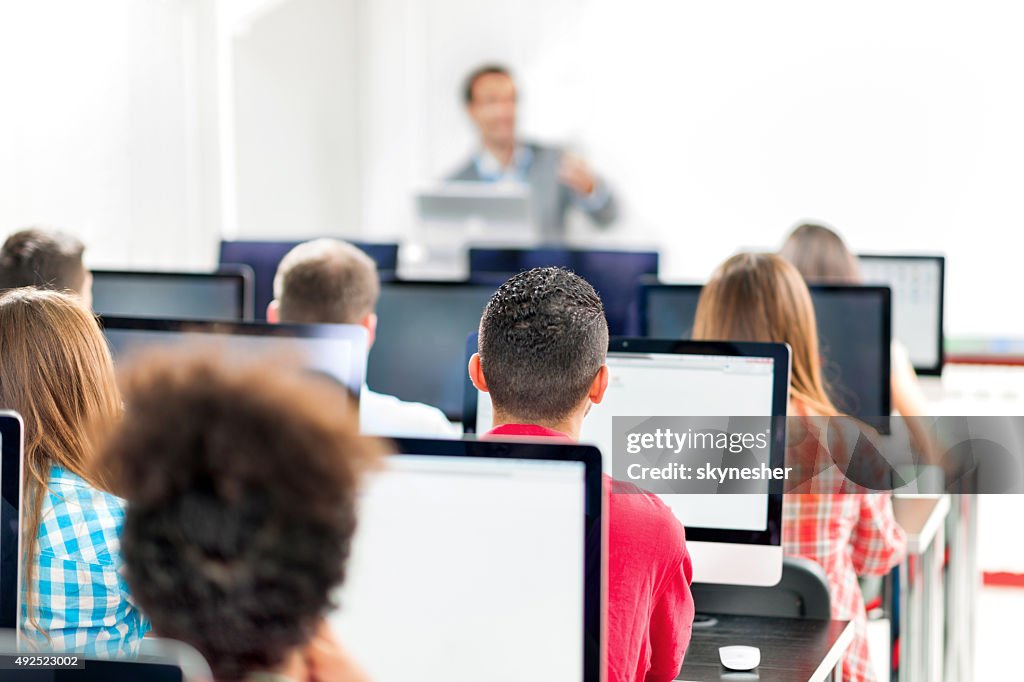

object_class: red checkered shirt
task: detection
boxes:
[782,408,907,682]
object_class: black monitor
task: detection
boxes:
[218,240,400,321]
[0,412,23,630]
[638,283,892,421]
[858,254,945,375]
[330,437,602,681]
[368,281,496,420]
[100,317,368,397]
[467,247,659,335]
[91,268,254,321]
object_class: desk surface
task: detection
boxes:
[677,614,853,682]
[893,494,950,554]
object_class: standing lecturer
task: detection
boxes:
[448,64,618,239]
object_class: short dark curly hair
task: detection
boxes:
[99,349,386,681]
[478,267,608,423]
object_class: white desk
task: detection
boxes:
[892,494,951,682]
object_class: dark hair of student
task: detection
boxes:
[98,349,385,682]
[478,266,608,423]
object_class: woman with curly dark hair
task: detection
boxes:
[98,348,386,681]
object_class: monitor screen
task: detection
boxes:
[330,438,601,682]
[91,269,253,321]
[466,339,789,586]
[0,412,23,630]
[368,282,496,420]
[218,240,400,321]
[640,283,892,420]
[467,248,658,335]
[858,254,944,374]
[100,318,367,397]
[418,182,531,225]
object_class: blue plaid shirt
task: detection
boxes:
[22,466,150,657]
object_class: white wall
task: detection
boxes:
[230,0,361,238]
[0,0,217,269]
[4,0,1024,336]
[353,0,1024,337]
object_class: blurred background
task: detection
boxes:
[4,2,1024,678]
[2,0,1024,338]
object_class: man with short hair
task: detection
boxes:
[0,227,93,308]
[468,267,694,682]
[269,238,458,437]
[448,64,617,239]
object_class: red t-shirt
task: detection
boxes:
[486,424,694,682]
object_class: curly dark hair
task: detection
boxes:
[478,267,608,423]
[98,349,386,681]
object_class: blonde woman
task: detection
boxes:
[0,288,149,655]
[693,254,906,682]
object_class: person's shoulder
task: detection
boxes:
[48,466,125,514]
[447,155,481,181]
[40,467,125,565]
[607,477,686,548]
[361,389,459,437]
[523,141,562,162]
[522,139,559,153]
[858,490,896,515]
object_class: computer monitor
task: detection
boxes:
[417,182,535,243]
[91,268,255,322]
[100,317,367,397]
[465,337,789,586]
[639,282,892,420]
[368,281,496,420]
[467,247,659,335]
[858,254,945,375]
[218,240,400,321]
[330,437,602,682]
[0,412,24,630]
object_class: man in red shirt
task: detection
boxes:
[468,266,694,682]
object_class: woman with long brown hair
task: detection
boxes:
[693,253,906,682]
[779,222,931,422]
[0,287,149,655]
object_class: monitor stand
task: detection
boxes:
[692,614,719,629]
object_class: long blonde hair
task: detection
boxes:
[0,288,122,635]
[693,253,838,416]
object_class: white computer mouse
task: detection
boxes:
[719,645,761,671]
